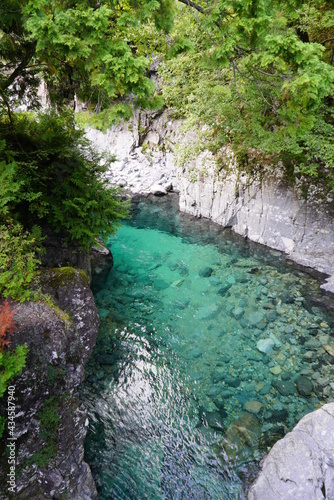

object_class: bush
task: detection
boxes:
[0,222,41,302]
[0,110,129,250]
[0,301,27,438]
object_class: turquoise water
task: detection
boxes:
[81,195,334,499]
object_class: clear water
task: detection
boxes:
[81,195,334,499]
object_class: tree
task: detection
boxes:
[0,0,175,115]
[160,0,334,190]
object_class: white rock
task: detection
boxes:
[150,184,167,196]
[256,338,275,354]
[249,403,334,500]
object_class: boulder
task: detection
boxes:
[150,184,167,196]
[249,404,334,500]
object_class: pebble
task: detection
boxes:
[323,344,334,357]
[270,366,282,376]
[243,401,263,415]
[248,311,265,326]
[257,338,275,354]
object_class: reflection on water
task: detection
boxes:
[80,195,334,499]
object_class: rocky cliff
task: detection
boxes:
[85,110,334,295]
[0,266,102,499]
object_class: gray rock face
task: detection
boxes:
[85,111,334,293]
[248,403,334,500]
[90,239,114,293]
[0,268,99,499]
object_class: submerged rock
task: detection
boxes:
[199,267,214,277]
[272,379,296,396]
[296,375,313,396]
[256,338,275,354]
[243,401,263,415]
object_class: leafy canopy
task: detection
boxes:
[159,0,334,190]
[0,0,175,113]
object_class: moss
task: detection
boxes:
[24,396,61,468]
[46,365,66,386]
[78,269,88,287]
[43,266,87,289]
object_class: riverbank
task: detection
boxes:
[85,109,334,296]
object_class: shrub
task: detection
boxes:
[0,301,16,352]
[0,222,42,302]
[0,301,27,438]
[0,110,129,250]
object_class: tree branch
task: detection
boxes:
[178,0,205,14]
[1,42,36,92]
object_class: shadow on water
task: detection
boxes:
[80,195,334,499]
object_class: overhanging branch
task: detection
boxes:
[178,0,205,14]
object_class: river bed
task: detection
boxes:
[80,195,334,499]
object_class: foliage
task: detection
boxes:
[0,300,28,438]
[0,300,16,352]
[25,396,61,467]
[0,111,129,250]
[0,222,42,302]
[0,0,175,115]
[159,0,334,190]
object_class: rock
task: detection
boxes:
[164,182,173,192]
[154,279,170,290]
[217,283,232,296]
[249,403,334,500]
[296,375,313,396]
[145,131,160,147]
[1,268,99,498]
[256,338,275,354]
[201,410,226,431]
[259,383,271,396]
[265,310,277,322]
[248,311,265,326]
[225,377,241,388]
[90,239,114,293]
[232,307,244,319]
[243,401,263,415]
[304,339,321,349]
[224,413,261,460]
[188,347,202,359]
[323,344,334,357]
[211,371,225,383]
[151,184,167,196]
[195,304,220,320]
[270,365,282,376]
[267,408,289,423]
[199,267,213,277]
[272,379,296,396]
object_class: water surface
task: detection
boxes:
[81,195,334,499]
